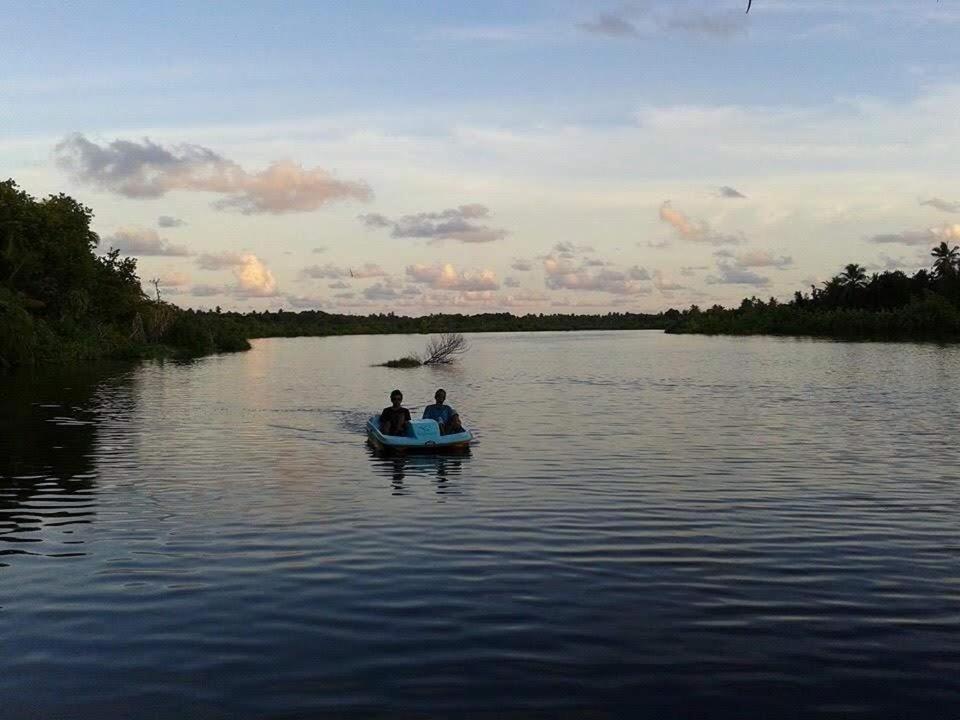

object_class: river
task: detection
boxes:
[1,331,958,717]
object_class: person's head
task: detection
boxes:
[390,389,403,406]
[434,388,446,404]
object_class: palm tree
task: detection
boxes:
[840,263,867,289]
[930,241,959,280]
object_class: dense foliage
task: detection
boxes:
[0,180,248,371]
[198,308,669,338]
[667,249,960,340]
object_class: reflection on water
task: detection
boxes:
[367,449,470,496]
[2,332,960,718]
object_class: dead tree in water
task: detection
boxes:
[422,333,469,365]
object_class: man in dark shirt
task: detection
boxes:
[379,389,411,436]
[422,388,463,435]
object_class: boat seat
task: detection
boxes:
[408,419,441,440]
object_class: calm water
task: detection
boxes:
[2,331,959,718]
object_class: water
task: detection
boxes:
[2,331,959,718]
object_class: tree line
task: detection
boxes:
[667,243,960,340]
[0,180,248,371]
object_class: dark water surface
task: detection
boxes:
[2,331,959,718]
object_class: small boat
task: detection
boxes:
[366,417,473,452]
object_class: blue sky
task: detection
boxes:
[3,0,959,313]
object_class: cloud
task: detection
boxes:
[157,271,190,287]
[653,270,685,293]
[869,224,960,246]
[921,198,960,213]
[360,204,508,243]
[707,264,771,286]
[543,255,651,295]
[158,215,186,227]
[55,133,372,214]
[234,254,279,297]
[511,259,533,271]
[312,246,327,254]
[328,280,351,289]
[552,241,594,258]
[664,10,746,37]
[578,7,745,39]
[191,284,224,297]
[406,263,500,291]
[504,276,521,288]
[104,227,190,256]
[658,201,742,245]
[363,282,404,301]
[718,185,747,199]
[300,262,388,279]
[646,239,671,249]
[197,251,245,270]
[680,265,710,276]
[734,250,793,269]
[578,12,639,37]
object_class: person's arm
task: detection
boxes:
[402,408,411,430]
[379,408,389,431]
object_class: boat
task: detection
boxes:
[366,416,473,452]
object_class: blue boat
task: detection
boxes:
[366,416,473,452]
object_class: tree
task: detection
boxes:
[840,263,867,289]
[930,241,959,280]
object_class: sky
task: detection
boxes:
[1,0,958,315]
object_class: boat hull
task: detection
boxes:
[366,417,472,452]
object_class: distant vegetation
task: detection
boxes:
[0,180,248,372]
[667,247,960,341]
[8,177,960,373]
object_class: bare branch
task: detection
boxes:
[422,333,469,365]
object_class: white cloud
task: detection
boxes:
[406,263,500,291]
[234,253,278,297]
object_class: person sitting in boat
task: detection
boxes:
[379,389,411,436]
[422,388,463,435]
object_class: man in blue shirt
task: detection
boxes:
[422,388,463,435]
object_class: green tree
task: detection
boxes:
[930,241,959,280]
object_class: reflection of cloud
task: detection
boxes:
[104,227,190,256]
[921,198,960,213]
[360,204,508,243]
[659,201,741,245]
[406,263,500,291]
[158,215,186,227]
[55,133,371,214]
[870,224,960,246]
